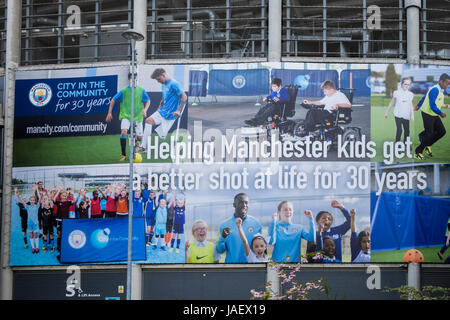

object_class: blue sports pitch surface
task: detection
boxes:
[10,197,185,266]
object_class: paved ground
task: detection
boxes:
[188,95,371,161]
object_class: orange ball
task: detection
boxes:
[403,249,424,263]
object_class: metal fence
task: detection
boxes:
[147,1,268,59]
[4,0,450,66]
[421,0,450,60]
[282,0,406,59]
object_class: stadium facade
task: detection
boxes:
[1,0,449,300]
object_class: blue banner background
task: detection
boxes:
[189,70,208,97]
[371,192,450,251]
[340,69,371,97]
[15,75,117,117]
[208,69,270,96]
[61,218,146,263]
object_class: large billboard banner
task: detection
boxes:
[9,62,450,266]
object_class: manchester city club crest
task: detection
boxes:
[68,230,87,249]
[232,75,246,89]
[29,83,52,107]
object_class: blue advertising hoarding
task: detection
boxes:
[271,69,339,97]
[208,69,270,96]
[14,75,118,138]
[340,69,371,97]
[371,192,450,251]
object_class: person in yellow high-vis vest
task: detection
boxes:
[185,219,220,263]
[414,73,450,159]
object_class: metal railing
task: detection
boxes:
[20,0,133,65]
[420,0,450,60]
[147,1,268,59]
[282,0,406,59]
[8,0,450,65]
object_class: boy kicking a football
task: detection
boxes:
[106,72,151,161]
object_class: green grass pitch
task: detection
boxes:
[371,94,450,163]
[371,246,448,263]
[13,133,185,167]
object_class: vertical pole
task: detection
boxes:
[186,0,191,58]
[151,0,156,58]
[266,264,280,297]
[362,0,368,58]
[399,0,403,58]
[57,0,64,63]
[261,0,265,56]
[405,0,421,64]
[422,0,427,59]
[268,0,281,61]
[1,0,22,300]
[226,0,230,56]
[322,0,326,57]
[126,39,136,301]
[134,0,147,63]
[95,0,100,62]
[407,262,421,299]
[286,0,291,56]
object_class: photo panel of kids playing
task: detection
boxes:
[186,62,371,162]
[10,164,187,266]
[370,64,450,163]
[11,163,373,266]
[180,161,371,264]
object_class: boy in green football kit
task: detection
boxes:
[106,73,151,161]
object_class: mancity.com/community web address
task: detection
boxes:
[25,122,108,135]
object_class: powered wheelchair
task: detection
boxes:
[267,87,362,150]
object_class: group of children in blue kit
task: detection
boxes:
[210,195,370,264]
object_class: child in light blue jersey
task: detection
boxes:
[153,198,168,250]
[269,200,315,263]
[15,189,41,254]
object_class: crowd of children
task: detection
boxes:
[15,183,369,263]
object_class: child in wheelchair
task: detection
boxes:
[300,80,352,136]
[244,78,290,126]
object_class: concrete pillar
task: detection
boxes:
[407,262,421,299]
[131,264,142,300]
[1,0,22,300]
[405,0,421,64]
[268,0,282,61]
[266,264,281,297]
[134,0,147,64]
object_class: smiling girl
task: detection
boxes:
[268,200,315,263]
[235,218,268,263]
